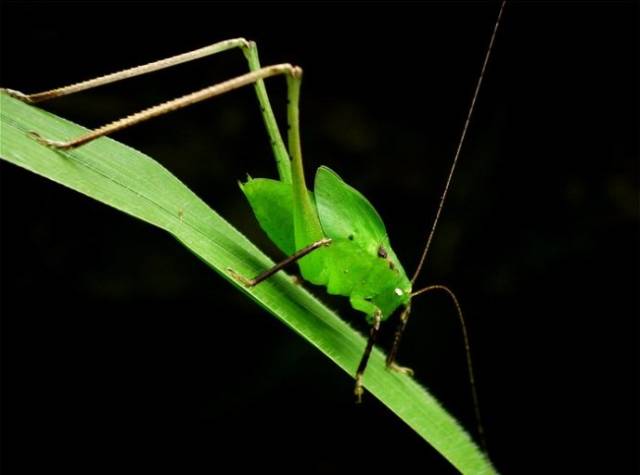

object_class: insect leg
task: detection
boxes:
[353,309,383,403]
[243,42,290,183]
[3,38,289,181]
[20,64,302,150]
[227,238,331,287]
[385,305,414,376]
[2,38,250,103]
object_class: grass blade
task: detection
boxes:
[0,91,496,474]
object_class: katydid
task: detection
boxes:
[2,1,505,444]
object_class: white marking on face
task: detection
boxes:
[394,288,403,296]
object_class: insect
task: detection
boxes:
[2,2,505,423]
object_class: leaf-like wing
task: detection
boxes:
[240,177,295,255]
[314,166,387,254]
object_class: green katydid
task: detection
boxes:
[2,1,505,436]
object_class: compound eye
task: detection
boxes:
[394,288,403,296]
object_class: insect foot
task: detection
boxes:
[226,267,255,288]
[354,375,364,404]
[387,362,415,377]
[25,131,69,149]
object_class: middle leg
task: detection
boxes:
[227,237,331,288]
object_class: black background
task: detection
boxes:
[1,1,637,473]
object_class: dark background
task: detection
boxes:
[1,1,637,473]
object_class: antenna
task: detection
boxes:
[411,284,488,452]
[408,1,507,454]
[411,0,506,285]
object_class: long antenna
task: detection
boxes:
[411,284,487,452]
[411,0,506,285]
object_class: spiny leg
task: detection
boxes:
[20,64,301,150]
[9,38,322,290]
[354,309,382,404]
[2,38,291,181]
[2,39,249,103]
[385,305,414,376]
[227,237,331,288]
[6,38,317,271]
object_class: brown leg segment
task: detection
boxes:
[227,237,331,288]
[354,309,382,404]
[385,305,414,376]
[2,38,292,183]
[22,64,300,150]
[2,39,250,104]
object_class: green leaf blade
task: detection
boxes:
[0,91,496,474]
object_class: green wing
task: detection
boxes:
[314,166,387,253]
[243,168,411,320]
[242,167,389,260]
[240,177,295,255]
[315,166,411,319]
